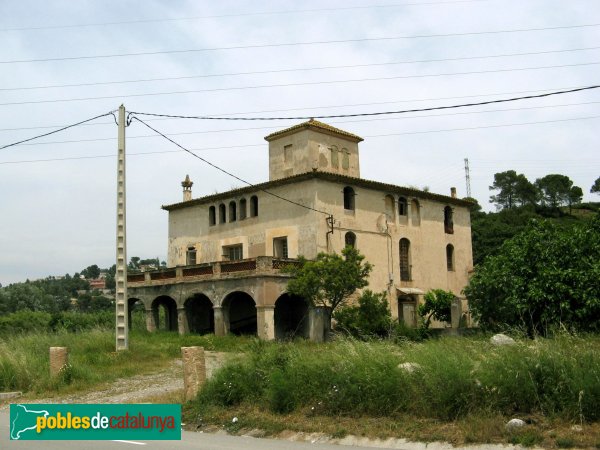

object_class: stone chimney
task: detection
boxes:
[182,175,193,201]
[450,187,457,198]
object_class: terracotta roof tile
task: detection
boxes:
[264,119,363,142]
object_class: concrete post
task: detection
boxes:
[115,104,128,351]
[213,306,225,336]
[308,307,330,342]
[145,308,157,332]
[177,307,188,335]
[49,347,69,377]
[181,346,206,402]
[451,297,463,329]
[257,306,275,341]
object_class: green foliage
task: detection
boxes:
[199,335,600,422]
[333,290,391,338]
[77,293,113,312]
[591,177,600,195]
[418,289,454,328]
[489,170,537,209]
[284,247,372,314]
[465,215,600,335]
[0,310,113,336]
[536,174,580,209]
[80,264,100,279]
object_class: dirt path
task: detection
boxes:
[19,351,229,405]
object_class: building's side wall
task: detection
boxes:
[167,179,321,266]
[268,129,360,180]
[313,180,473,319]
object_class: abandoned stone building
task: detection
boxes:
[127,119,474,340]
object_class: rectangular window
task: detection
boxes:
[186,247,197,265]
[273,237,288,258]
[223,245,243,261]
[284,144,293,164]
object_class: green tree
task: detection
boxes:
[418,289,454,328]
[568,185,584,214]
[535,174,575,209]
[128,257,141,272]
[465,215,600,335]
[333,290,391,338]
[489,170,537,209]
[81,264,100,279]
[285,247,372,322]
[591,177,600,195]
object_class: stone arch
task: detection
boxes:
[151,295,178,331]
[274,293,309,340]
[222,291,257,335]
[127,297,146,331]
[184,294,215,334]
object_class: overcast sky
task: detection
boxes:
[1,0,599,285]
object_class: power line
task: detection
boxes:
[129,85,600,121]
[3,114,599,162]
[0,111,116,150]
[4,46,600,91]
[131,116,332,216]
[0,1,490,32]
[10,100,600,148]
[0,87,595,133]
[3,23,600,64]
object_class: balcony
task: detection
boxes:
[127,256,301,286]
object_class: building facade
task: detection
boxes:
[128,120,473,339]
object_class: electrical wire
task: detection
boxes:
[3,113,599,160]
[129,85,600,121]
[3,23,600,64]
[0,1,491,32]
[0,111,116,150]
[130,116,332,215]
[4,46,600,91]
[0,86,595,133]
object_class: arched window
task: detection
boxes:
[209,206,216,226]
[229,201,237,222]
[399,238,411,281]
[239,198,247,220]
[411,199,420,226]
[330,145,339,168]
[446,244,455,271]
[219,203,226,224]
[345,232,356,249]
[398,197,407,216]
[250,195,259,217]
[444,206,454,234]
[342,149,350,170]
[343,186,355,210]
[385,194,395,222]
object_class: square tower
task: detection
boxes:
[265,119,363,181]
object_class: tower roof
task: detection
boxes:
[264,119,363,143]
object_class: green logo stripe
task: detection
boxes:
[10,404,181,440]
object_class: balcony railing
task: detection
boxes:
[127,256,296,285]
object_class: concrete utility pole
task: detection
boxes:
[115,105,128,350]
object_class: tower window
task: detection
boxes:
[343,186,355,210]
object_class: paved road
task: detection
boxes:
[0,409,390,450]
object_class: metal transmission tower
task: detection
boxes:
[115,105,128,351]
[464,158,471,198]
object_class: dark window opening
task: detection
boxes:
[239,198,247,220]
[399,238,411,281]
[444,206,454,234]
[250,195,259,217]
[209,206,216,226]
[446,244,455,271]
[229,201,237,222]
[223,245,243,261]
[345,232,356,249]
[186,246,197,265]
[273,237,288,258]
[398,197,407,216]
[219,203,226,224]
[343,186,355,210]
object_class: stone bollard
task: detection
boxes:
[181,346,206,402]
[49,347,68,377]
